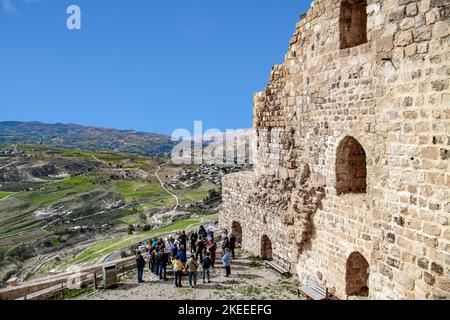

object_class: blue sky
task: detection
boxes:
[0,0,311,135]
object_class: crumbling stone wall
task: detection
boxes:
[221,0,449,300]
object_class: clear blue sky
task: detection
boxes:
[0,0,311,135]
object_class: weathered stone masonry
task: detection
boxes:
[220,0,450,300]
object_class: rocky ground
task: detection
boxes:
[77,251,302,301]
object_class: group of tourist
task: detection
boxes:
[134,225,238,288]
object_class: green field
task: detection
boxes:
[113,181,169,200]
[179,181,218,204]
[0,192,12,200]
[119,214,142,225]
[15,176,99,209]
[138,197,176,209]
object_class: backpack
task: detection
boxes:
[202,257,212,269]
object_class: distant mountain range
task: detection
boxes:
[0,121,175,157]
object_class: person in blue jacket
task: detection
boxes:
[178,244,187,265]
[221,248,232,277]
[170,238,178,259]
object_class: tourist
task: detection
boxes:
[149,250,157,273]
[157,238,164,251]
[190,231,198,253]
[158,248,169,281]
[135,251,146,283]
[153,249,160,276]
[155,248,162,278]
[179,244,187,266]
[172,255,185,288]
[222,234,230,253]
[229,233,237,259]
[178,230,188,248]
[221,248,232,277]
[202,252,212,283]
[207,229,214,241]
[186,254,199,288]
[195,237,205,263]
[206,239,217,268]
[198,225,207,239]
[170,238,178,259]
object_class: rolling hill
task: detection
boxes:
[0,121,175,157]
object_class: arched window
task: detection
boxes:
[340,0,368,49]
[260,235,273,261]
[231,221,243,244]
[346,252,370,297]
[336,136,367,195]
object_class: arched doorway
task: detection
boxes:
[260,235,273,261]
[346,252,370,297]
[231,221,242,244]
[336,136,367,195]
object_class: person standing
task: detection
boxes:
[179,244,187,266]
[206,239,217,268]
[170,239,178,260]
[222,234,230,253]
[186,255,199,288]
[159,249,169,281]
[202,252,212,283]
[198,225,207,239]
[149,250,157,274]
[195,237,205,263]
[135,251,146,283]
[190,231,198,253]
[172,255,185,288]
[221,248,232,277]
[178,230,188,249]
[153,249,160,276]
[229,233,237,259]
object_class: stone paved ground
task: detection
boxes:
[77,251,302,300]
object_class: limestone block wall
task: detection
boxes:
[220,173,292,260]
[220,0,449,300]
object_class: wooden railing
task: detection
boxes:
[0,256,138,300]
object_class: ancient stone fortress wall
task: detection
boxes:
[220,0,449,300]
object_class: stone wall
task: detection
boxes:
[220,0,449,300]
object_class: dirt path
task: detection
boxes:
[154,162,179,212]
[77,252,302,301]
[90,154,108,166]
[0,161,17,170]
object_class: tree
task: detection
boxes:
[127,224,134,235]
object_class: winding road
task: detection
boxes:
[154,162,179,212]
[99,162,182,264]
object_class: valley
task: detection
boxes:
[0,143,250,287]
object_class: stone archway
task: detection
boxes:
[231,221,243,244]
[260,235,273,261]
[336,136,367,195]
[346,252,370,297]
